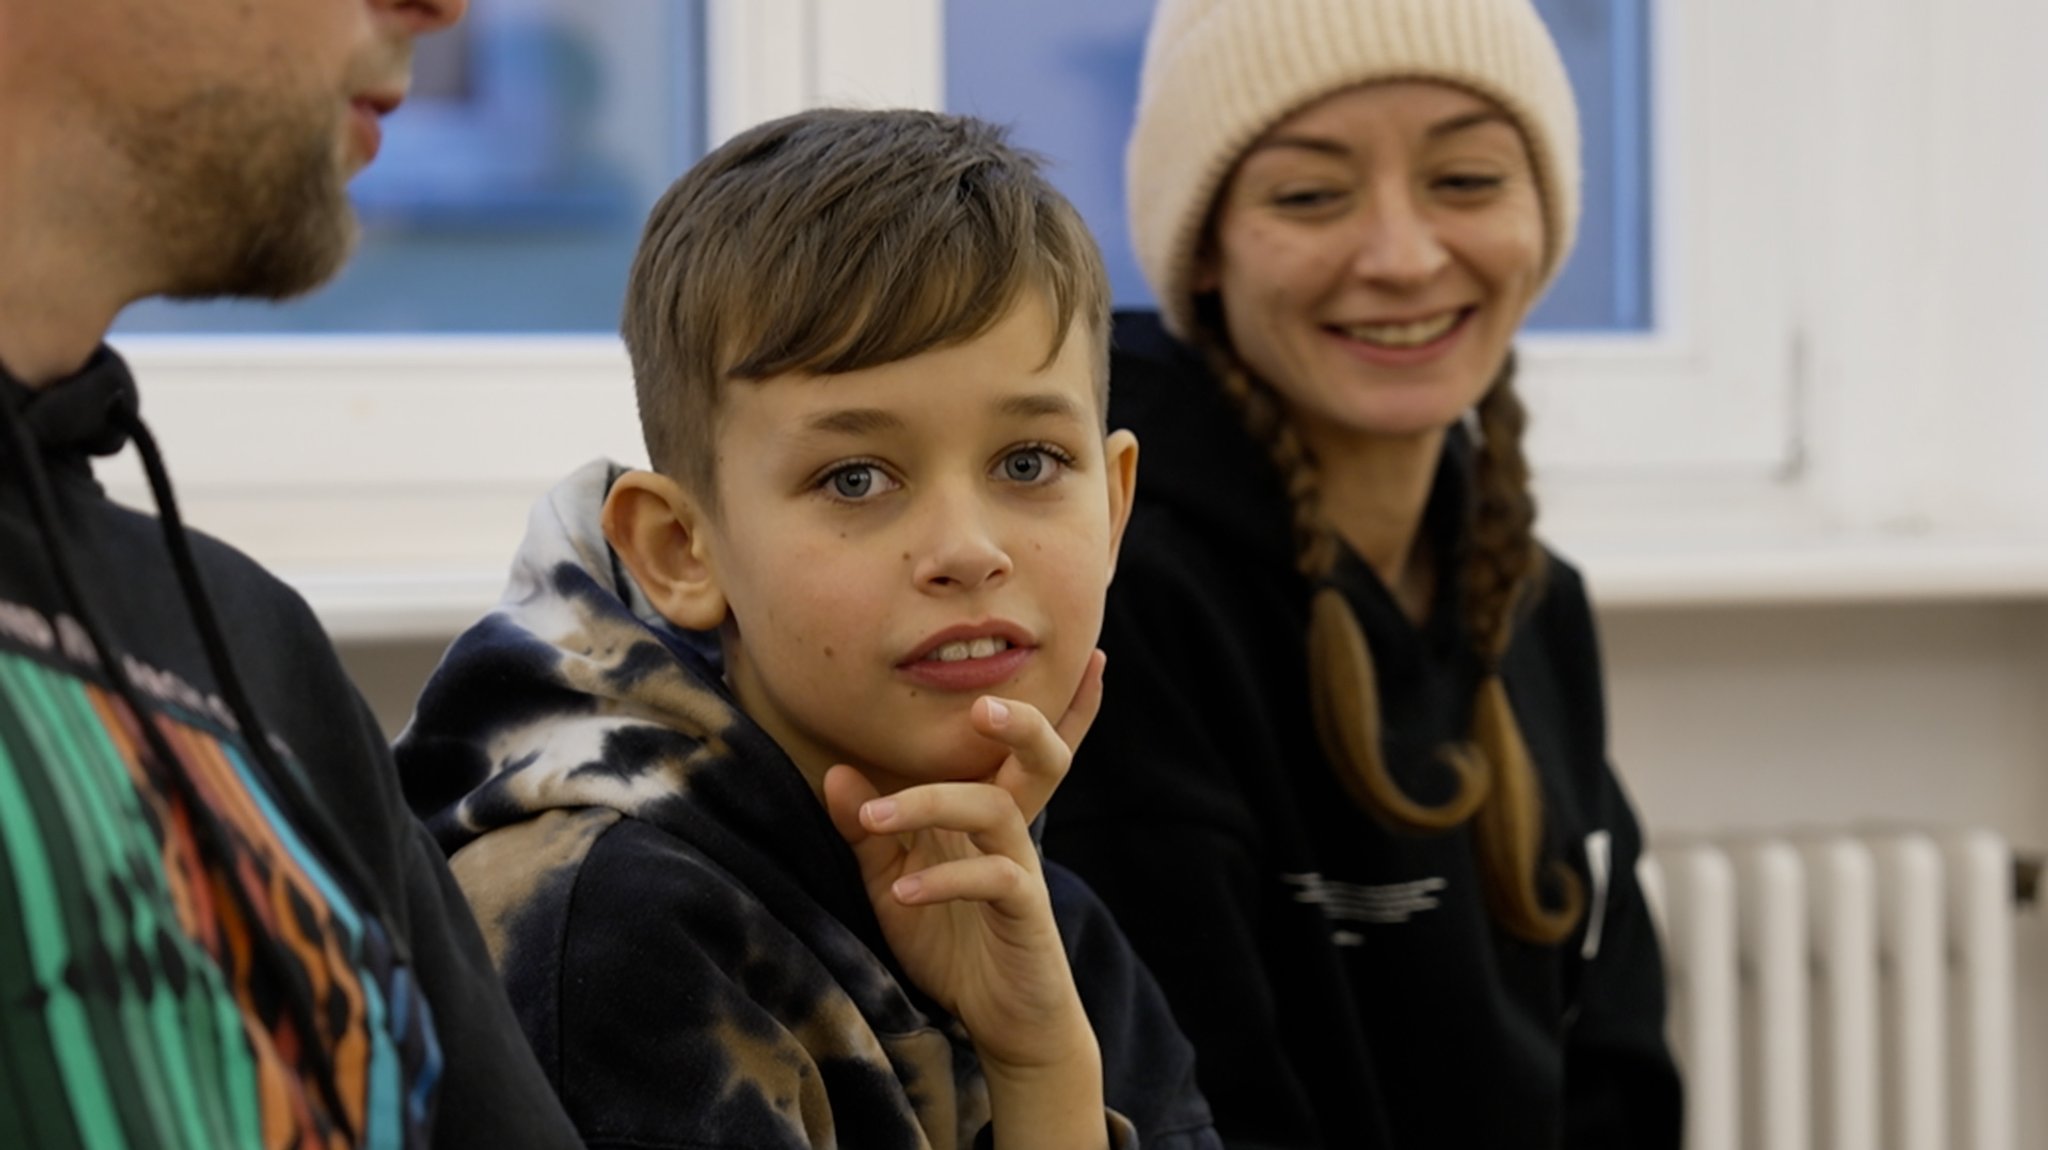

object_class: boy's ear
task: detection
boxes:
[601,470,728,632]
[1101,429,1141,581]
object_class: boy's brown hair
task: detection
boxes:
[622,108,1112,498]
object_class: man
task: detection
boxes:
[0,0,584,1145]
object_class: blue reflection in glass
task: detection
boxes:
[943,0,1653,332]
[116,0,705,335]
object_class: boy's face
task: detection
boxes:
[698,295,1135,792]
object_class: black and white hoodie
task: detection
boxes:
[397,459,1219,1150]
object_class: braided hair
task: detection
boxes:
[1198,321,1583,944]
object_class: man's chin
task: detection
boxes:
[163,206,358,303]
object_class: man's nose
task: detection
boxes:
[374,0,468,38]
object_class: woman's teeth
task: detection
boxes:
[1343,311,1462,348]
[925,636,1013,663]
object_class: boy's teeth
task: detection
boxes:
[1345,312,1460,348]
[926,637,1012,662]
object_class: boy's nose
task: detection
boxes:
[912,493,1014,593]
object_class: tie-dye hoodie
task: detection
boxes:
[395,460,1218,1150]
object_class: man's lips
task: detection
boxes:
[346,91,404,165]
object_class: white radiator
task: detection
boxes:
[1639,829,2015,1150]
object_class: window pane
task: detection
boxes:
[943,0,1654,332]
[115,0,706,336]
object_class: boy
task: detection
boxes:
[396,109,1217,1148]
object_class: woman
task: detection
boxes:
[1043,1,1682,1145]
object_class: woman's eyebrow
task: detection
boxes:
[1247,135,1351,160]
[1248,110,1512,159]
[1428,110,1515,140]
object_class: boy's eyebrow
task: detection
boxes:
[803,408,906,436]
[998,393,1087,422]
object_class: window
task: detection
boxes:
[116,0,706,336]
[943,0,1655,333]
[939,0,1798,484]
[111,0,1826,632]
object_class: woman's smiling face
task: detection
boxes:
[1199,81,1548,447]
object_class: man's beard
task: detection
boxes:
[119,86,359,302]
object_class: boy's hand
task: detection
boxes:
[980,648,1106,825]
[824,769,1092,1066]
[821,650,1111,1147]
[820,649,1105,1065]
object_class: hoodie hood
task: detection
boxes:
[396,460,875,927]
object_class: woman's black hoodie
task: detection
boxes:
[1044,313,1682,1149]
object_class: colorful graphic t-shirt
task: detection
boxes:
[0,610,442,1150]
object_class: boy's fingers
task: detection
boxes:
[979,649,1106,820]
[977,696,1069,821]
[891,854,1038,917]
[861,782,1037,868]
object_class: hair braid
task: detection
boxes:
[1200,336,1488,832]
[1460,356,1583,943]
[1201,330,1580,942]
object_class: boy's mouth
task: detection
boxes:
[897,622,1037,692]
[899,620,1036,665]
[922,636,1013,663]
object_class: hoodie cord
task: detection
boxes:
[109,406,409,947]
[0,372,361,1144]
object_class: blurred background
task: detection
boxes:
[100,0,2048,1144]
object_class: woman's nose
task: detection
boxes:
[1349,186,1450,288]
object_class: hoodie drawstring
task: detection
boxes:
[0,356,366,1143]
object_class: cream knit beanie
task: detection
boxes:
[1128,0,1582,339]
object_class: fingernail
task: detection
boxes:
[863,798,897,827]
[893,874,924,902]
[985,698,1011,728]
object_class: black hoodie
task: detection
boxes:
[1042,313,1682,1149]
[0,348,582,1149]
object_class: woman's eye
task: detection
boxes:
[998,447,1068,485]
[1437,174,1505,196]
[1273,187,1341,210]
[822,464,894,501]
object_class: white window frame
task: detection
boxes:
[103,0,2048,637]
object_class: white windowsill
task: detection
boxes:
[282,533,2048,646]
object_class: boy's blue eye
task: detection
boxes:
[1004,453,1045,483]
[824,464,890,500]
[998,446,1070,485]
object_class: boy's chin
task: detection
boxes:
[865,732,1011,790]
